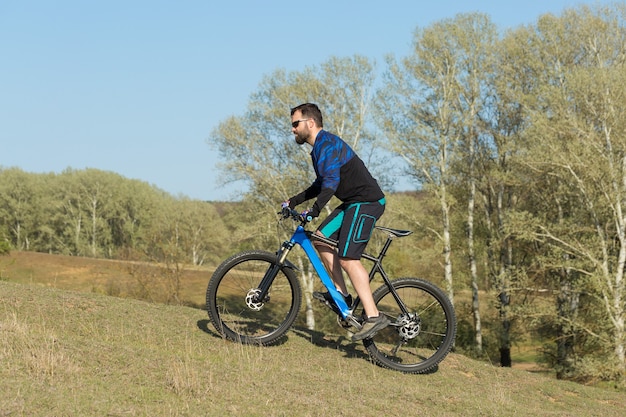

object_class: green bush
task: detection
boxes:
[0,240,11,255]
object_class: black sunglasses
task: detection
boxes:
[291,118,311,128]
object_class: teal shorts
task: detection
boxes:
[317,198,386,259]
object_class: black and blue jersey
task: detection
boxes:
[289,130,384,217]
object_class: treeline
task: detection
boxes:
[209,4,626,384]
[0,167,233,265]
[0,167,430,267]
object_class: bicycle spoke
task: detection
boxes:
[365,278,456,373]
[206,251,301,345]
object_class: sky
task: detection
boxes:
[0,0,606,201]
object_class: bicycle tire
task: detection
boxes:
[363,277,456,374]
[206,250,302,345]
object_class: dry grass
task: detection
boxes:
[0,251,210,307]
[1,278,625,416]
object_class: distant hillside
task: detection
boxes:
[1,250,211,307]
[1,280,624,416]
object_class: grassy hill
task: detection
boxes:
[0,251,211,307]
[1,253,625,416]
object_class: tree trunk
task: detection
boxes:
[556,268,579,379]
[297,256,316,330]
[90,197,98,257]
[467,180,482,354]
[440,182,454,306]
[498,185,512,367]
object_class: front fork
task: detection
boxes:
[252,240,294,304]
[252,238,363,330]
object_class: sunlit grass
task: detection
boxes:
[1,280,625,416]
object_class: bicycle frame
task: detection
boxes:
[290,225,352,317]
[255,220,410,322]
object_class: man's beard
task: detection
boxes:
[295,133,307,145]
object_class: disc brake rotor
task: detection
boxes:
[245,289,265,311]
[396,313,421,340]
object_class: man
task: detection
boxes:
[285,102,388,341]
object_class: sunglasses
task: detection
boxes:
[291,118,311,128]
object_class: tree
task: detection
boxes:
[505,4,626,380]
[106,177,163,254]
[479,26,533,369]
[172,199,230,266]
[375,14,498,329]
[444,13,500,356]
[208,55,379,330]
[0,168,41,251]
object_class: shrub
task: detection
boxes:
[0,240,11,256]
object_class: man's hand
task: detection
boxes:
[279,201,292,218]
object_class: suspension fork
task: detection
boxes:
[253,240,295,302]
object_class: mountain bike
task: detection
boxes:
[205,207,457,373]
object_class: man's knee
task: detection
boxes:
[338,257,360,269]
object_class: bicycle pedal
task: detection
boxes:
[344,315,363,331]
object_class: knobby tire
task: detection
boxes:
[363,277,457,374]
[206,250,302,346]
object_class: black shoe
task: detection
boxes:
[351,313,390,341]
[313,291,353,309]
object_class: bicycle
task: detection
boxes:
[205,207,457,374]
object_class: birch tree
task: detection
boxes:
[208,55,379,330]
[508,4,626,380]
[376,14,498,317]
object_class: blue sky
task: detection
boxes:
[0,0,603,201]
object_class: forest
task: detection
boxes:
[1,4,625,385]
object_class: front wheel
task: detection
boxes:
[206,250,302,345]
[364,277,456,374]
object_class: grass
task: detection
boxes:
[0,251,210,307]
[1,281,625,416]
[0,254,625,416]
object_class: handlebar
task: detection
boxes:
[279,207,312,224]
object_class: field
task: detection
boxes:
[1,252,625,416]
[0,251,211,307]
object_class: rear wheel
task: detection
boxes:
[363,277,456,373]
[206,251,301,345]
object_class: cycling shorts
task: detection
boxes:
[317,198,385,260]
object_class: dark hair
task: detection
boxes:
[290,103,323,127]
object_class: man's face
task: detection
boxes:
[291,110,310,145]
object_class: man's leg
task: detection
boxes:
[342,257,389,341]
[313,233,348,295]
[339,258,378,317]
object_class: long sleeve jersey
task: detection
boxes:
[289,130,384,217]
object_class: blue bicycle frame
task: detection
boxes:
[252,210,412,327]
[288,225,352,318]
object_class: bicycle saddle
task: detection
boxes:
[375,226,412,237]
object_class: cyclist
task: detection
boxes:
[285,103,388,341]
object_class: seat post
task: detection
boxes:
[377,236,394,261]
